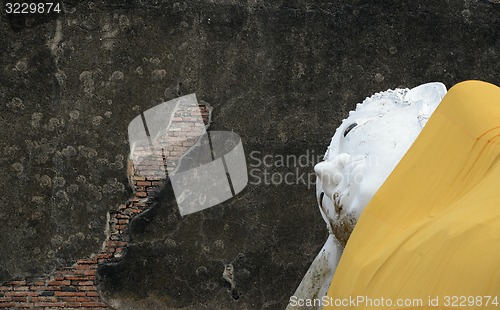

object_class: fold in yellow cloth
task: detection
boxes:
[326,81,500,309]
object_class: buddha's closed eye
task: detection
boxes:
[343,123,358,137]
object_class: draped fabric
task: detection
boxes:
[326,81,500,309]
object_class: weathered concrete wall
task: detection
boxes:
[0,0,499,309]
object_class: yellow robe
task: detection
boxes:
[326,81,500,309]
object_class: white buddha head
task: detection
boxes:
[315,82,447,247]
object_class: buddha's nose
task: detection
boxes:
[314,153,351,198]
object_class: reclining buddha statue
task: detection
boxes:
[289,80,500,310]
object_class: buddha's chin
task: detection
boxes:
[322,178,384,248]
[330,211,357,249]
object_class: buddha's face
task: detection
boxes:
[315,83,447,247]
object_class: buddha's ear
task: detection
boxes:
[405,82,447,127]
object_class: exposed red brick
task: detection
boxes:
[76,297,92,302]
[83,270,96,276]
[10,297,27,302]
[81,301,108,307]
[30,296,57,302]
[63,275,90,281]
[94,253,112,259]
[58,296,78,302]
[54,291,87,297]
[47,280,71,286]
[34,301,65,307]
[76,259,97,265]
[75,264,93,270]
[0,302,15,307]
[4,291,38,297]
[78,282,94,287]
[5,281,26,286]
[41,286,61,291]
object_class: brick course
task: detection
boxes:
[0,102,211,309]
